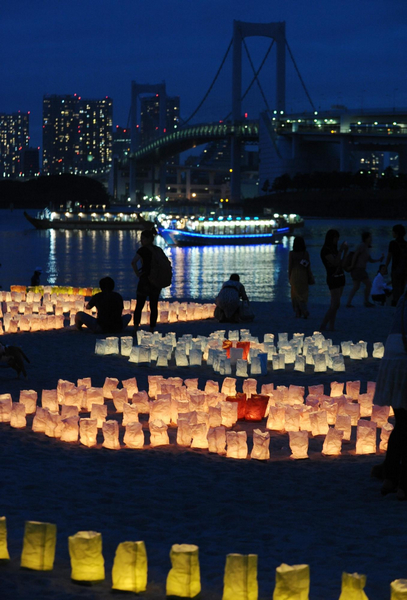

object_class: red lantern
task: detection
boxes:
[245,394,268,421]
[226,393,246,420]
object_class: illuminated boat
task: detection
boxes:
[24,208,153,231]
[156,213,303,247]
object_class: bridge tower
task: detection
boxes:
[130,82,167,203]
[231,20,286,203]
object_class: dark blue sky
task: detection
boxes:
[2,0,406,149]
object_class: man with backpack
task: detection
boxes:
[131,229,172,334]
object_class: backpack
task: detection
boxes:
[148,245,173,289]
[343,251,354,272]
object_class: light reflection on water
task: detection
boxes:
[0,210,401,303]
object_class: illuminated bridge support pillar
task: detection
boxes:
[231,20,286,203]
[130,81,166,203]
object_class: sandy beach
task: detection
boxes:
[0,298,404,600]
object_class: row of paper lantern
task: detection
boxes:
[95,329,384,377]
[0,374,392,457]
[0,518,406,598]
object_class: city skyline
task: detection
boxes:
[1,0,407,151]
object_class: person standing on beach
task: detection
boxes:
[131,229,161,334]
[288,235,313,318]
[385,224,407,307]
[346,232,384,308]
[319,229,348,331]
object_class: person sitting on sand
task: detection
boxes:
[371,264,392,306]
[75,276,131,334]
[215,273,248,323]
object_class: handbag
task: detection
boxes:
[239,300,255,322]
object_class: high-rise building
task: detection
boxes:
[0,111,30,178]
[140,94,180,146]
[42,94,113,175]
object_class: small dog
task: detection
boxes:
[0,344,30,378]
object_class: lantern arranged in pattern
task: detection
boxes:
[60,416,79,443]
[149,419,169,447]
[19,390,37,414]
[0,394,12,422]
[0,516,10,561]
[79,418,98,447]
[380,422,394,452]
[226,431,247,459]
[338,571,368,600]
[336,415,352,442]
[322,428,343,456]
[251,429,270,461]
[69,531,105,583]
[289,431,309,459]
[166,544,201,598]
[41,389,58,412]
[273,563,310,600]
[102,420,120,450]
[355,421,377,455]
[391,579,407,599]
[124,422,145,449]
[223,553,258,600]
[207,426,226,454]
[111,540,147,593]
[20,521,57,571]
[10,403,26,428]
[91,404,108,428]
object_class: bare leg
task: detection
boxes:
[320,286,343,331]
[346,280,361,306]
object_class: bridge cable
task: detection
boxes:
[221,39,275,121]
[180,38,233,126]
[285,40,316,111]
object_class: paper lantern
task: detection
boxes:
[344,402,361,426]
[149,419,169,446]
[332,355,345,372]
[355,421,377,455]
[236,359,249,377]
[111,540,147,593]
[122,377,138,398]
[380,422,394,452]
[120,336,133,357]
[391,579,407,599]
[272,354,285,370]
[124,422,144,448]
[90,404,107,428]
[19,390,37,414]
[294,355,306,372]
[284,407,300,432]
[341,341,352,356]
[32,407,48,433]
[330,381,344,397]
[21,521,57,571]
[236,341,250,360]
[207,426,226,454]
[205,380,219,394]
[10,403,26,428]
[245,395,268,421]
[371,405,390,428]
[358,393,373,418]
[226,431,247,459]
[177,418,192,447]
[223,553,258,600]
[132,391,150,414]
[60,405,78,420]
[322,428,343,456]
[310,411,329,436]
[335,415,352,441]
[251,429,270,460]
[288,385,305,405]
[0,517,10,561]
[273,563,310,600]
[102,420,120,450]
[45,411,63,438]
[122,402,139,426]
[148,375,165,398]
[289,431,309,459]
[0,394,12,423]
[372,342,384,359]
[84,387,104,410]
[149,398,172,425]
[69,531,105,583]
[191,423,209,449]
[220,401,238,428]
[338,571,369,600]
[77,377,92,389]
[60,416,79,443]
[63,388,83,410]
[267,406,286,431]
[299,408,312,432]
[314,353,327,372]
[103,377,119,399]
[57,379,75,404]
[166,544,201,598]
[111,388,129,413]
[346,381,360,400]
[79,418,98,447]
[221,377,236,396]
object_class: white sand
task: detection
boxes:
[0,300,403,599]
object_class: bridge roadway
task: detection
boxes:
[130,120,259,164]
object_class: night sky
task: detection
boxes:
[2,0,406,151]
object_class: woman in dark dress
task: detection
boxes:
[319,229,348,331]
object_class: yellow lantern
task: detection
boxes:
[68,531,105,583]
[339,572,368,599]
[222,553,258,600]
[391,579,407,599]
[111,541,147,593]
[166,544,201,598]
[20,521,57,571]
[0,516,10,561]
[273,563,310,600]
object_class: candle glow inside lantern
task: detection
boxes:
[69,531,105,583]
[124,422,145,448]
[223,553,258,600]
[372,342,385,359]
[371,405,390,428]
[91,404,107,428]
[251,429,270,460]
[111,388,128,413]
[380,422,394,452]
[273,563,310,600]
[60,416,79,443]
[391,578,407,599]
[0,516,10,561]
[322,428,343,456]
[289,431,309,459]
[267,406,286,431]
[122,402,139,426]
[226,431,248,459]
[355,420,377,455]
[103,377,119,399]
[111,540,148,593]
[338,571,368,600]
[19,390,37,414]
[207,426,226,454]
[102,420,120,450]
[166,544,201,598]
[45,411,63,438]
[220,401,238,428]
[79,418,98,447]
[335,415,352,441]
[0,394,12,422]
[10,402,26,428]
[21,521,57,571]
[149,419,169,446]
[191,423,209,449]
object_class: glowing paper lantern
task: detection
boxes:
[221,377,237,396]
[207,426,226,454]
[322,428,343,456]
[272,354,285,370]
[245,394,269,421]
[111,540,147,593]
[19,390,37,414]
[331,381,344,397]
[60,416,79,443]
[10,403,26,428]
[177,418,192,447]
[124,422,144,448]
[149,398,172,425]
[166,544,201,598]
[91,404,107,428]
[122,402,139,426]
[223,553,258,600]
[79,418,98,447]
[69,531,105,583]
[371,405,390,428]
[32,407,48,433]
[191,423,209,449]
[251,429,270,460]
[84,387,104,410]
[335,415,352,441]
[102,420,120,450]
[122,377,138,398]
[358,394,373,418]
[372,342,384,359]
[380,422,393,452]
[267,406,286,431]
[355,421,377,455]
[45,411,62,438]
[346,381,360,400]
[0,394,12,422]
[103,377,119,399]
[220,401,238,428]
[120,336,133,357]
[149,419,169,446]
[344,402,361,426]
[132,391,150,414]
[226,431,247,459]
[391,579,407,599]
[310,411,329,436]
[273,563,310,600]
[337,571,369,599]
[289,431,309,459]
[0,517,10,561]
[21,521,57,571]
[111,388,128,413]
[236,359,249,377]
